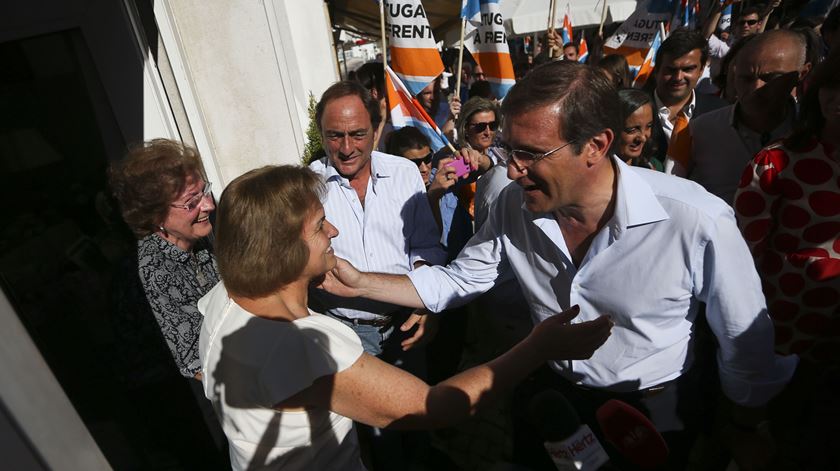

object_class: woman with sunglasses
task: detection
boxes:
[110,139,218,382]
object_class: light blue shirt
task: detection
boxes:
[409,157,797,406]
[309,151,446,321]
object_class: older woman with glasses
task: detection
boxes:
[198,165,610,470]
[110,138,218,381]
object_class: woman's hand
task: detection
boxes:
[427,157,458,200]
[455,147,492,174]
[529,305,613,361]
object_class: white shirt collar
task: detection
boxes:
[525,156,670,231]
[654,89,697,121]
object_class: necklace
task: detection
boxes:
[191,251,208,287]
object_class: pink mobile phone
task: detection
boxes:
[450,157,472,178]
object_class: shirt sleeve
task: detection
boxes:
[707,34,730,59]
[693,209,797,407]
[259,315,364,405]
[409,196,513,312]
[406,168,447,267]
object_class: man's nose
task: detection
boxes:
[340,134,354,153]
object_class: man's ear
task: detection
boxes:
[584,128,615,166]
[799,61,812,81]
[370,88,380,100]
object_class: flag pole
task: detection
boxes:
[548,0,557,58]
[598,0,609,37]
[380,0,387,76]
[454,16,467,120]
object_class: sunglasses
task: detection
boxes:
[469,121,499,133]
[408,152,434,167]
[737,19,759,26]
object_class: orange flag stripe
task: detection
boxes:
[471,52,516,79]
[390,47,446,79]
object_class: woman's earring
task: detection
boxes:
[158,225,168,236]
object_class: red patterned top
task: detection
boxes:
[734,138,840,364]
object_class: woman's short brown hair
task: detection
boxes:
[215,165,324,298]
[109,139,204,238]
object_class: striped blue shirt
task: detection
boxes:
[309,151,446,320]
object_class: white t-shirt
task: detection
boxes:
[198,282,365,470]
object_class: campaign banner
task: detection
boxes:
[603,0,672,69]
[463,0,515,99]
[385,65,451,152]
[384,0,445,96]
[719,3,733,31]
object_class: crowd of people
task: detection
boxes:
[108,3,839,470]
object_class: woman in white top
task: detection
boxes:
[198,165,612,470]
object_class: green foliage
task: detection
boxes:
[302,91,323,165]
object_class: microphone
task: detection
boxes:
[529,389,610,471]
[595,399,669,469]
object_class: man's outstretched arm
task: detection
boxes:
[318,257,426,309]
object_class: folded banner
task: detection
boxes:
[603,0,672,73]
[462,0,515,99]
[384,0,445,96]
[385,64,452,152]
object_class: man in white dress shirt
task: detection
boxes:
[322,61,796,469]
[308,81,446,357]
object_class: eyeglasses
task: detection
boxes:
[503,141,576,171]
[408,152,433,167]
[737,19,759,26]
[171,181,212,211]
[469,121,499,133]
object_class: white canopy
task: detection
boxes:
[502,0,638,35]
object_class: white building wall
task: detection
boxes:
[154,0,338,187]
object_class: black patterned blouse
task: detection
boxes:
[137,234,219,378]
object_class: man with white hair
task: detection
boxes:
[689,29,811,205]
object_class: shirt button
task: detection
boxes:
[572,283,581,290]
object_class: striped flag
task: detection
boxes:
[385,64,452,152]
[463,0,516,99]
[578,36,589,63]
[633,28,662,87]
[384,0,444,96]
[561,13,574,45]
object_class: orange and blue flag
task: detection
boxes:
[383,0,444,96]
[385,65,451,152]
[632,28,662,87]
[578,36,589,63]
[463,0,515,99]
[561,13,574,45]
